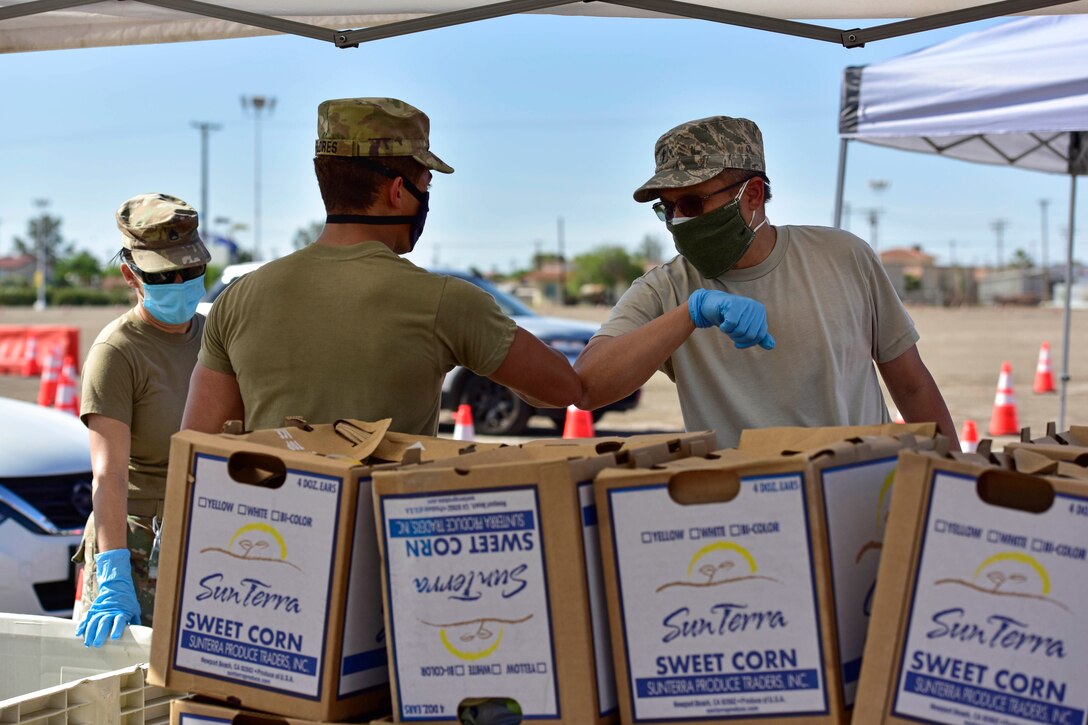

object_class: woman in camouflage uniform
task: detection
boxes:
[73,193,210,647]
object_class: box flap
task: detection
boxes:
[737,422,936,455]
[224,417,392,460]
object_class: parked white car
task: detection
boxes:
[0,396,89,616]
[199,262,641,435]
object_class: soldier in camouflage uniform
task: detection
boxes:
[575,115,957,448]
[74,193,210,645]
[181,97,581,436]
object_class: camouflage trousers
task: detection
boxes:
[72,505,161,627]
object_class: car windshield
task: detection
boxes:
[436,271,535,318]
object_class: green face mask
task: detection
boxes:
[666,179,767,279]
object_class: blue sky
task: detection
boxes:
[0,13,1081,273]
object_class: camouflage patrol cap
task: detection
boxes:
[314,97,454,174]
[633,116,765,203]
[116,193,210,274]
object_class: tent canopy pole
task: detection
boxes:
[336,0,577,47]
[1059,174,1078,431]
[137,0,338,41]
[833,138,849,227]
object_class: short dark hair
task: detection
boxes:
[313,155,427,213]
[716,168,773,203]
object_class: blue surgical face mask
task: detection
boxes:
[141,275,205,325]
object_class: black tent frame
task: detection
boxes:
[1,0,1083,49]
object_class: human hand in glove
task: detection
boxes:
[688,289,776,350]
[75,548,142,647]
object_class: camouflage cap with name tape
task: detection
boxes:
[633,116,765,203]
[116,193,210,273]
[315,97,454,174]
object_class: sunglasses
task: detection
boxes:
[652,177,752,222]
[130,262,206,285]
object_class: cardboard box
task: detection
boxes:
[594,425,936,725]
[171,697,391,724]
[371,433,714,724]
[738,423,937,709]
[854,450,1088,725]
[1005,424,1088,465]
[596,453,835,724]
[150,419,500,722]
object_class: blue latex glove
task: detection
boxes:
[688,289,776,350]
[75,548,142,648]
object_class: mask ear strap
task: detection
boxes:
[354,158,427,201]
[738,178,768,232]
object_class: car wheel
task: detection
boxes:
[461,376,533,436]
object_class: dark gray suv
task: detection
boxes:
[435,270,640,435]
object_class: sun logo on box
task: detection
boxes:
[420,614,534,661]
[200,522,302,571]
[656,540,779,593]
[935,551,1068,612]
[855,468,897,563]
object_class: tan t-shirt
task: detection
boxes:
[200,241,517,434]
[81,308,204,499]
[595,225,919,448]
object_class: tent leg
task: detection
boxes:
[1059,174,1077,431]
[833,138,849,228]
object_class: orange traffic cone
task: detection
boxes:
[1033,341,1056,394]
[20,335,41,377]
[37,345,62,407]
[988,362,1019,436]
[453,403,475,441]
[54,355,80,417]
[562,405,595,439]
[960,419,979,453]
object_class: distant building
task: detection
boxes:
[0,254,36,285]
[976,267,1046,305]
[880,246,947,304]
[523,261,571,305]
[879,245,981,305]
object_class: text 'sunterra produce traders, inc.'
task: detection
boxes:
[893,471,1087,724]
[381,488,558,719]
[602,467,828,721]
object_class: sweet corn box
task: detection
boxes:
[150,419,502,721]
[738,423,936,708]
[594,423,936,725]
[854,450,1088,725]
[371,432,715,724]
[596,453,834,725]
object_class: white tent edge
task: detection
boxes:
[3,0,1088,53]
[833,15,1086,431]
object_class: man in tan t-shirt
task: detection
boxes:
[183,98,581,434]
[575,115,957,448]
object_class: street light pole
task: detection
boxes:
[990,219,1008,269]
[32,198,48,311]
[1039,199,1050,302]
[241,95,276,260]
[867,179,889,252]
[191,121,222,236]
[557,215,565,305]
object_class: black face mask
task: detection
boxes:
[325,161,430,252]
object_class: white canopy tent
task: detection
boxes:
[835,14,1088,429]
[3,0,1088,54]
